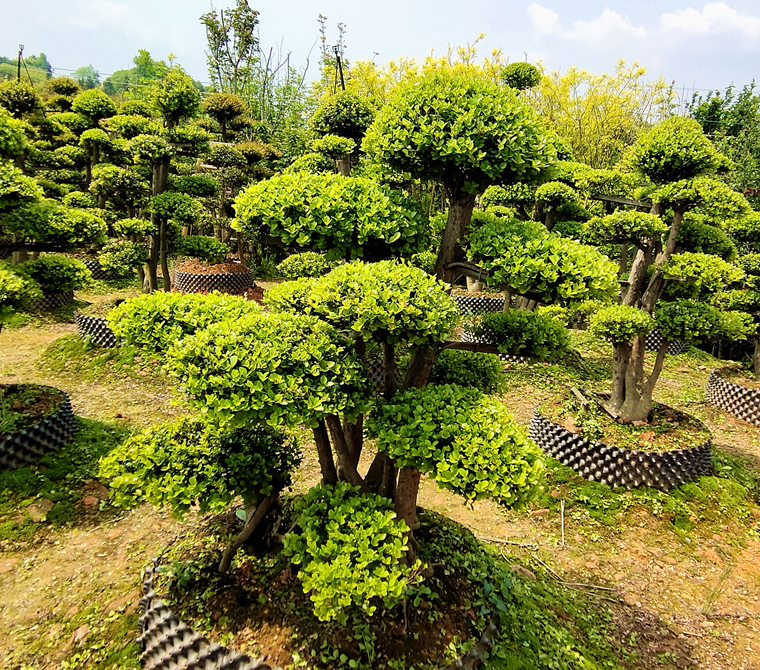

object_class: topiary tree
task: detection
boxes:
[0,81,40,119]
[202,92,246,141]
[17,255,92,293]
[47,77,80,97]
[151,69,201,128]
[71,89,117,123]
[0,262,41,323]
[583,117,754,421]
[363,68,554,283]
[147,191,200,290]
[501,62,542,91]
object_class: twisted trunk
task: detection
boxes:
[219,492,279,573]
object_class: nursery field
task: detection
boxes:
[1,285,759,670]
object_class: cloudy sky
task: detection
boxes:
[2,0,758,96]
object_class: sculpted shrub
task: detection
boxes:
[429,349,506,393]
[276,252,334,279]
[19,255,91,292]
[468,310,570,361]
[175,235,229,263]
[99,416,300,517]
[590,305,653,343]
[109,292,255,354]
[368,384,543,507]
[283,482,416,624]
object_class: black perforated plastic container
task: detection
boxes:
[453,295,505,316]
[75,312,118,348]
[645,330,690,356]
[84,259,130,281]
[529,409,712,491]
[31,290,75,311]
[0,389,77,471]
[706,367,760,427]
[174,270,253,295]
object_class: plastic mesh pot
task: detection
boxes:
[645,330,690,356]
[706,368,760,427]
[31,290,75,311]
[0,390,78,471]
[75,312,118,348]
[139,563,279,670]
[459,329,526,363]
[528,409,712,491]
[174,270,254,295]
[454,295,505,316]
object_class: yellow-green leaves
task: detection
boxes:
[590,305,653,343]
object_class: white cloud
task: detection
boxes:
[527,4,646,41]
[661,2,760,38]
[66,1,132,30]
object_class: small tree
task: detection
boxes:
[584,117,752,421]
[71,89,117,123]
[202,91,247,141]
[363,69,554,283]
[151,69,201,128]
[0,82,40,119]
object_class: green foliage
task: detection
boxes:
[167,311,368,428]
[99,415,299,516]
[119,100,153,117]
[151,68,201,126]
[149,191,200,226]
[311,134,356,159]
[0,109,27,157]
[234,173,427,259]
[662,252,743,294]
[264,261,459,348]
[0,263,40,315]
[80,128,113,150]
[713,289,760,313]
[534,181,577,206]
[175,235,229,263]
[236,140,281,165]
[369,384,543,506]
[472,232,619,305]
[71,89,117,122]
[647,177,750,218]
[501,62,542,91]
[283,483,414,624]
[2,200,108,246]
[169,174,219,197]
[276,252,334,279]
[100,114,161,139]
[676,214,738,260]
[364,69,554,194]
[129,134,173,163]
[113,217,154,237]
[589,305,653,343]
[468,310,570,361]
[206,144,246,169]
[97,239,147,273]
[627,116,730,183]
[18,255,91,292]
[52,112,92,134]
[481,183,536,210]
[410,249,437,275]
[109,292,255,355]
[201,92,247,125]
[47,77,80,97]
[655,300,750,343]
[89,164,149,210]
[0,161,42,212]
[584,211,667,244]
[466,212,546,260]
[0,81,40,118]
[283,152,335,175]
[62,191,96,208]
[429,349,505,393]
[311,91,375,142]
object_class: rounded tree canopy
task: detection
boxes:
[234,172,427,260]
[363,69,554,195]
[0,110,28,157]
[590,304,653,343]
[100,114,162,139]
[264,260,460,347]
[2,199,107,247]
[0,81,40,119]
[47,77,80,97]
[368,383,544,507]
[167,311,370,428]
[627,117,731,184]
[310,90,375,142]
[501,62,542,91]
[119,100,153,117]
[202,91,247,124]
[151,69,201,126]
[584,211,668,245]
[656,299,752,344]
[71,89,117,122]
[0,162,42,212]
[311,134,356,159]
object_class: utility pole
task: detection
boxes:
[17,44,24,84]
[333,45,345,91]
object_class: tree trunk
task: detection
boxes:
[218,493,278,573]
[544,206,556,232]
[434,189,477,283]
[159,219,171,292]
[754,340,760,382]
[619,245,628,275]
[395,467,421,565]
[325,414,367,490]
[336,153,351,177]
[312,419,338,485]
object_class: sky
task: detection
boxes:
[2,0,759,100]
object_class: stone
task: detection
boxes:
[640,431,656,443]
[664,556,677,565]
[82,496,99,507]
[703,549,721,563]
[27,499,55,522]
[585,561,598,569]
[0,558,19,574]
[510,565,537,580]
[71,625,89,643]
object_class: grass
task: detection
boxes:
[0,417,132,542]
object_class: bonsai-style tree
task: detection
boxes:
[501,62,541,91]
[363,68,555,282]
[202,91,247,141]
[150,68,201,128]
[0,82,40,119]
[71,89,117,124]
[585,117,753,421]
